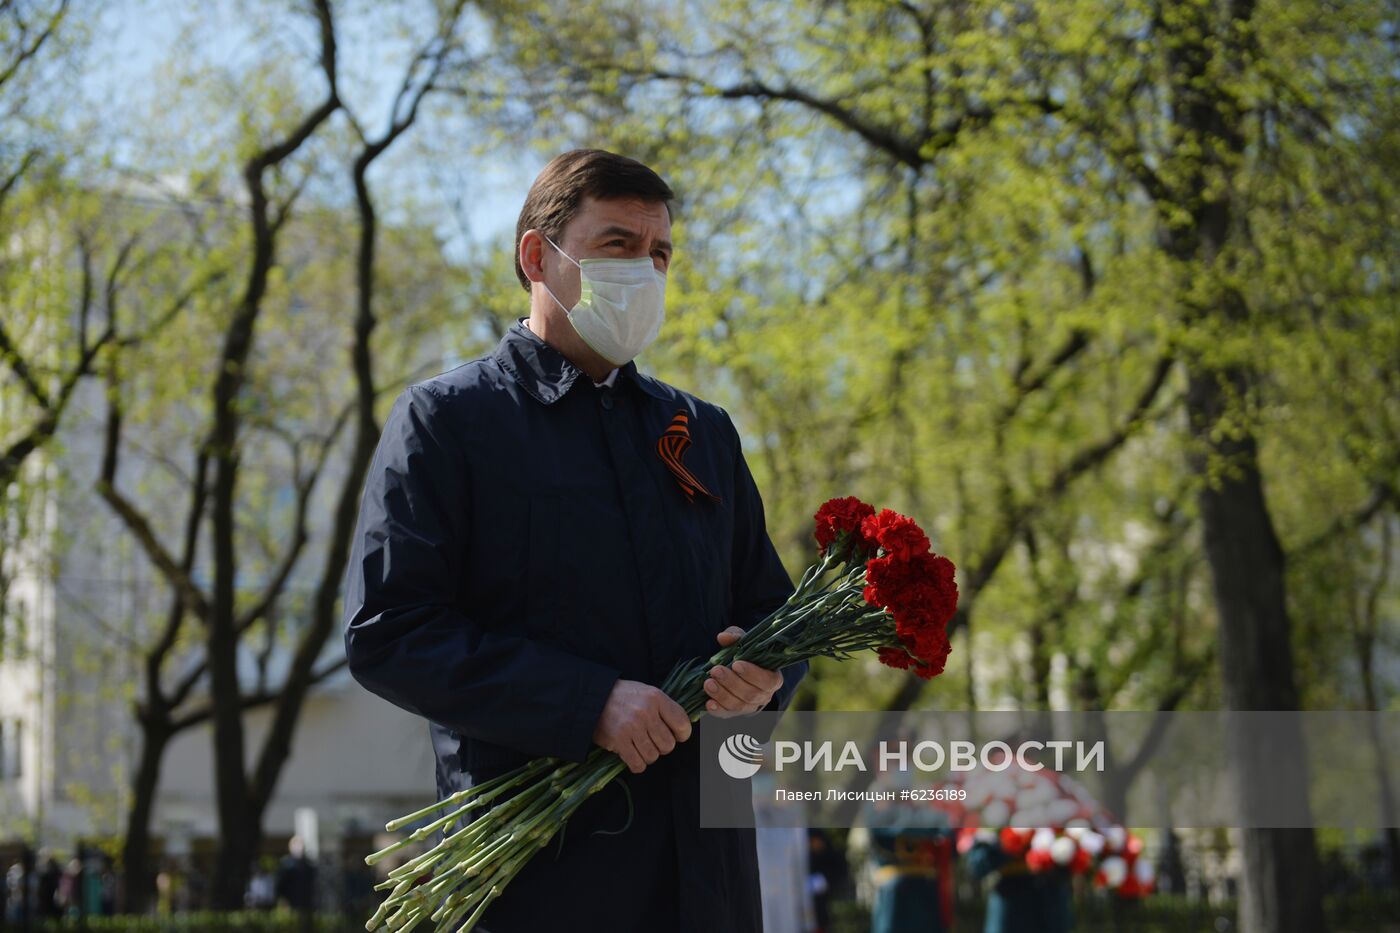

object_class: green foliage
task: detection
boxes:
[461,0,1398,718]
[2,1,1395,894]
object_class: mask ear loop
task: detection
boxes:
[538,233,581,315]
[542,233,581,268]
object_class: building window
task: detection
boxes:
[0,596,27,662]
[0,719,21,780]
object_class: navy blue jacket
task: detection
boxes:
[343,317,807,932]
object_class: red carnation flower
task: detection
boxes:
[813,496,876,557]
[877,646,913,671]
[866,553,958,629]
[911,660,941,680]
[860,509,931,562]
[909,630,951,678]
[861,554,902,609]
[864,548,957,676]
[904,552,959,628]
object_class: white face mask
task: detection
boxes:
[540,234,667,367]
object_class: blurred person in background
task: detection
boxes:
[807,829,850,933]
[275,835,316,912]
[755,761,817,932]
[37,854,61,918]
[247,856,277,909]
[966,834,1072,933]
[868,825,953,933]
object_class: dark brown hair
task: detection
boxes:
[514,149,675,291]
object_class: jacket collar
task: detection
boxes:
[494,317,669,406]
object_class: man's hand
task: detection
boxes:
[592,680,692,774]
[704,626,784,717]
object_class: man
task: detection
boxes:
[965,836,1073,933]
[343,148,807,932]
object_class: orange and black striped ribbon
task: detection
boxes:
[657,409,720,503]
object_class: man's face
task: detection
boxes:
[537,195,673,312]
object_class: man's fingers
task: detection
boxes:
[711,666,764,705]
[650,729,676,756]
[715,626,746,646]
[646,713,677,755]
[595,679,695,771]
[704,674,749,710]
[633,731,662,765]
[731,660,783,693]
[625,749,645,774]
[617,742,645,774]
[658,697,693,743]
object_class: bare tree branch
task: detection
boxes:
[250,0,468,817]
[169,657,349,733]
[0,147,40,212]
[0,0,69,91]
[96,366,212,621]
[234,395,356,632]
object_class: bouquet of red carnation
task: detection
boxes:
[363,496,957,931]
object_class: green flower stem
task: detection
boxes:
[373,783,564,929]
[366,878,414,929]
[375,750,631,933]
[377,756,583,892]
[367,543,931,933]
[382,757,554,833]
[386,904,424,933]
[429,762,623,933]
[369,760,558,867]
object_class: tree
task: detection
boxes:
[82,0,471,908]
[465,0,1180,723]
[0,0,77,488]
[462,2,1396,927]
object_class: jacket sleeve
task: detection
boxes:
[722,408,808,716]
[342,385,619,763]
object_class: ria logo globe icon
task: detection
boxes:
[718,733,765,779]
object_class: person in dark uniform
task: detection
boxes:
[807,829,849,932]
[966,835,1073,933]
[868,825,952,933]
[343,149,808,933]
[37,855,61,919]
[274,836,315,912]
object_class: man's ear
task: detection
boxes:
[519,229,547,284]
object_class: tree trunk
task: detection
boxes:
[121,717,171,914]
[1359,649,1400,894]
[1160,1,1328,927]
[1185,364,1326,933]
[1354,521,1400,893]
[209,402,255,909]
[212,819,258,910]
[204,3,340,899]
